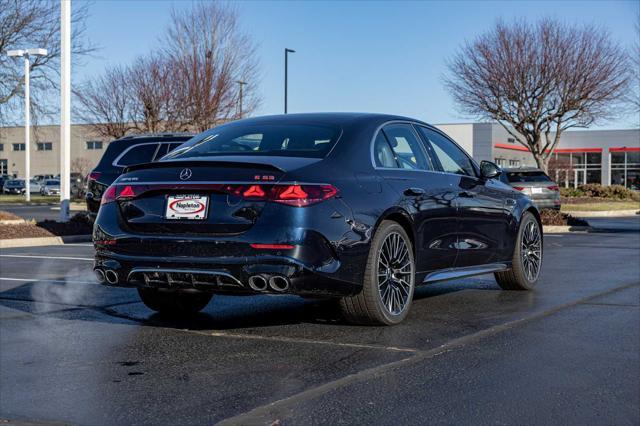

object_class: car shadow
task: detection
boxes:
[0,275,501,331]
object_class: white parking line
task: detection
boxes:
[0,277,98,285]
[0,254,93,261]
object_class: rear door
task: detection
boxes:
[416,126,513,267]
[373,123,459,273]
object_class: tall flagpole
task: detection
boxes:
[59,0,71,221]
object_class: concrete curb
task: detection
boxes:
[565,209,639,217]
[0,234,91,249]
[544,225,592,233]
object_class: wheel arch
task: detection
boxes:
[373,208,417,254]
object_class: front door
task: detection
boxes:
[416,125,512,267]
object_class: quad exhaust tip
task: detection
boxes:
[104,270,118,285]
[248,275,269,292]
[269,275,290,292]
[94,269,105,284]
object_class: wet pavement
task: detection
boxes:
[0,232,638,425]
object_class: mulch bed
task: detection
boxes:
[0,212,93,240]
[0,210,22,221]
[540,209,589,227]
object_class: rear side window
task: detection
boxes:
[164,124,340,160]
[378,124,432,170]
[116,144,159,166]
[507,171,552,183]
[417,127,476,176]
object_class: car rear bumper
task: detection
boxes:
[93,251,358,297]
[531,197,561,210]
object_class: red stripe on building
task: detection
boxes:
[494,143,602,153]
[609,147,640,152]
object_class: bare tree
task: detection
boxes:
[75,2,260,137]
[628,15,640,113]
[0,0,94,124]
[71,157,92,177]
[445,19,629,172]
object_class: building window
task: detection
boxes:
[0,143,3,151]
[495,157,507,167]
[507,138,515,143]
[509,159,520,167]
[86,140,103,150]
[12,143,25,151]
[611,151,640,190]
[36,142,53,151]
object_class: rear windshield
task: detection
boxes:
[163,124,341,160]
[507,171,552,183]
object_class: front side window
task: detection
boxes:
[380,124,431,170]
[116,143,160,166]
[417,127,476,176]
[164,124,341,160]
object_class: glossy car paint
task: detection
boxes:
[93,113,539,297]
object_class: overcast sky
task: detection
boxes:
[78,0,639,129]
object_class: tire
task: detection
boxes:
[137,288,213,316]
[495,212,542,290]
[339,220,415,325]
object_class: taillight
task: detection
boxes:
[513,186,525,191]
[88,171,101,182]
[272,184,338,207]
[243,185,266,198]
[101,185,116,205]
[118,185,136,198]
[547,185,559,191]
[250,244,295,250]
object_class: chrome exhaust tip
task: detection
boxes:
[269,275,290,292]
[94,269,106,284]
[248,275,268,292]
[105,270,118,285]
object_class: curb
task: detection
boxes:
[0,234,91,249]
[564,209,639,217]
[0,219,26,225]
[544,225,592,233]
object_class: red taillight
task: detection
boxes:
[243,185,266,198]
[88,171,101,182]
[250,244,295,250]
[101,185,117,205]
[272,184,338,207]
[547,185,559,191]
[513,186,525,191]
[119,185,136,198]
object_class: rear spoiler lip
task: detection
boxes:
[123,159,285,174]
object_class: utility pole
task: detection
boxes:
[284,48,295,114]
[60,0,71,221]
[237,80,247,119]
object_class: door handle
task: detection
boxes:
[404,187,425,196]
[459,191,476,198]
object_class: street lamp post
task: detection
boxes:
[236,80,247,119]
[284,48,295,114]
[7,48,48,202]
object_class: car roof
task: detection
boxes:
[502,167,546,173]
[215,112,430,128]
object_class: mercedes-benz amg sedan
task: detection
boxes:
[93,113,543,325]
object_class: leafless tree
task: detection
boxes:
[445,19,629,172]
[75,2,260,138]
[0,0,94,124]
[71,157,92,177]
[627,15,640,113]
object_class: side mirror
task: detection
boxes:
[480,160,502,179]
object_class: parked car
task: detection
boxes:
[499,167,561,210]
[93,113,542,325]
[24,179,41,195]
[34,174,55,184]
[2,179,25,194]
[40,179,61,195]
[86,133,193,216]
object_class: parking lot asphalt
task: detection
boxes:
[0,204,63,222]
[0,232,638,425]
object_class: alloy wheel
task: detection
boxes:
[377,232,413,315]
[521,220,542,281]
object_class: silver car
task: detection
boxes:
[40,179,61,195]
[500,167,561,210]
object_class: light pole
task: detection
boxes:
[284,48,295,114]
[60,0,71,222]
[7,48,47,202]
[236,80,247,119]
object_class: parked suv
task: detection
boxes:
[86,133,193,215]
[500,167,561,210]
